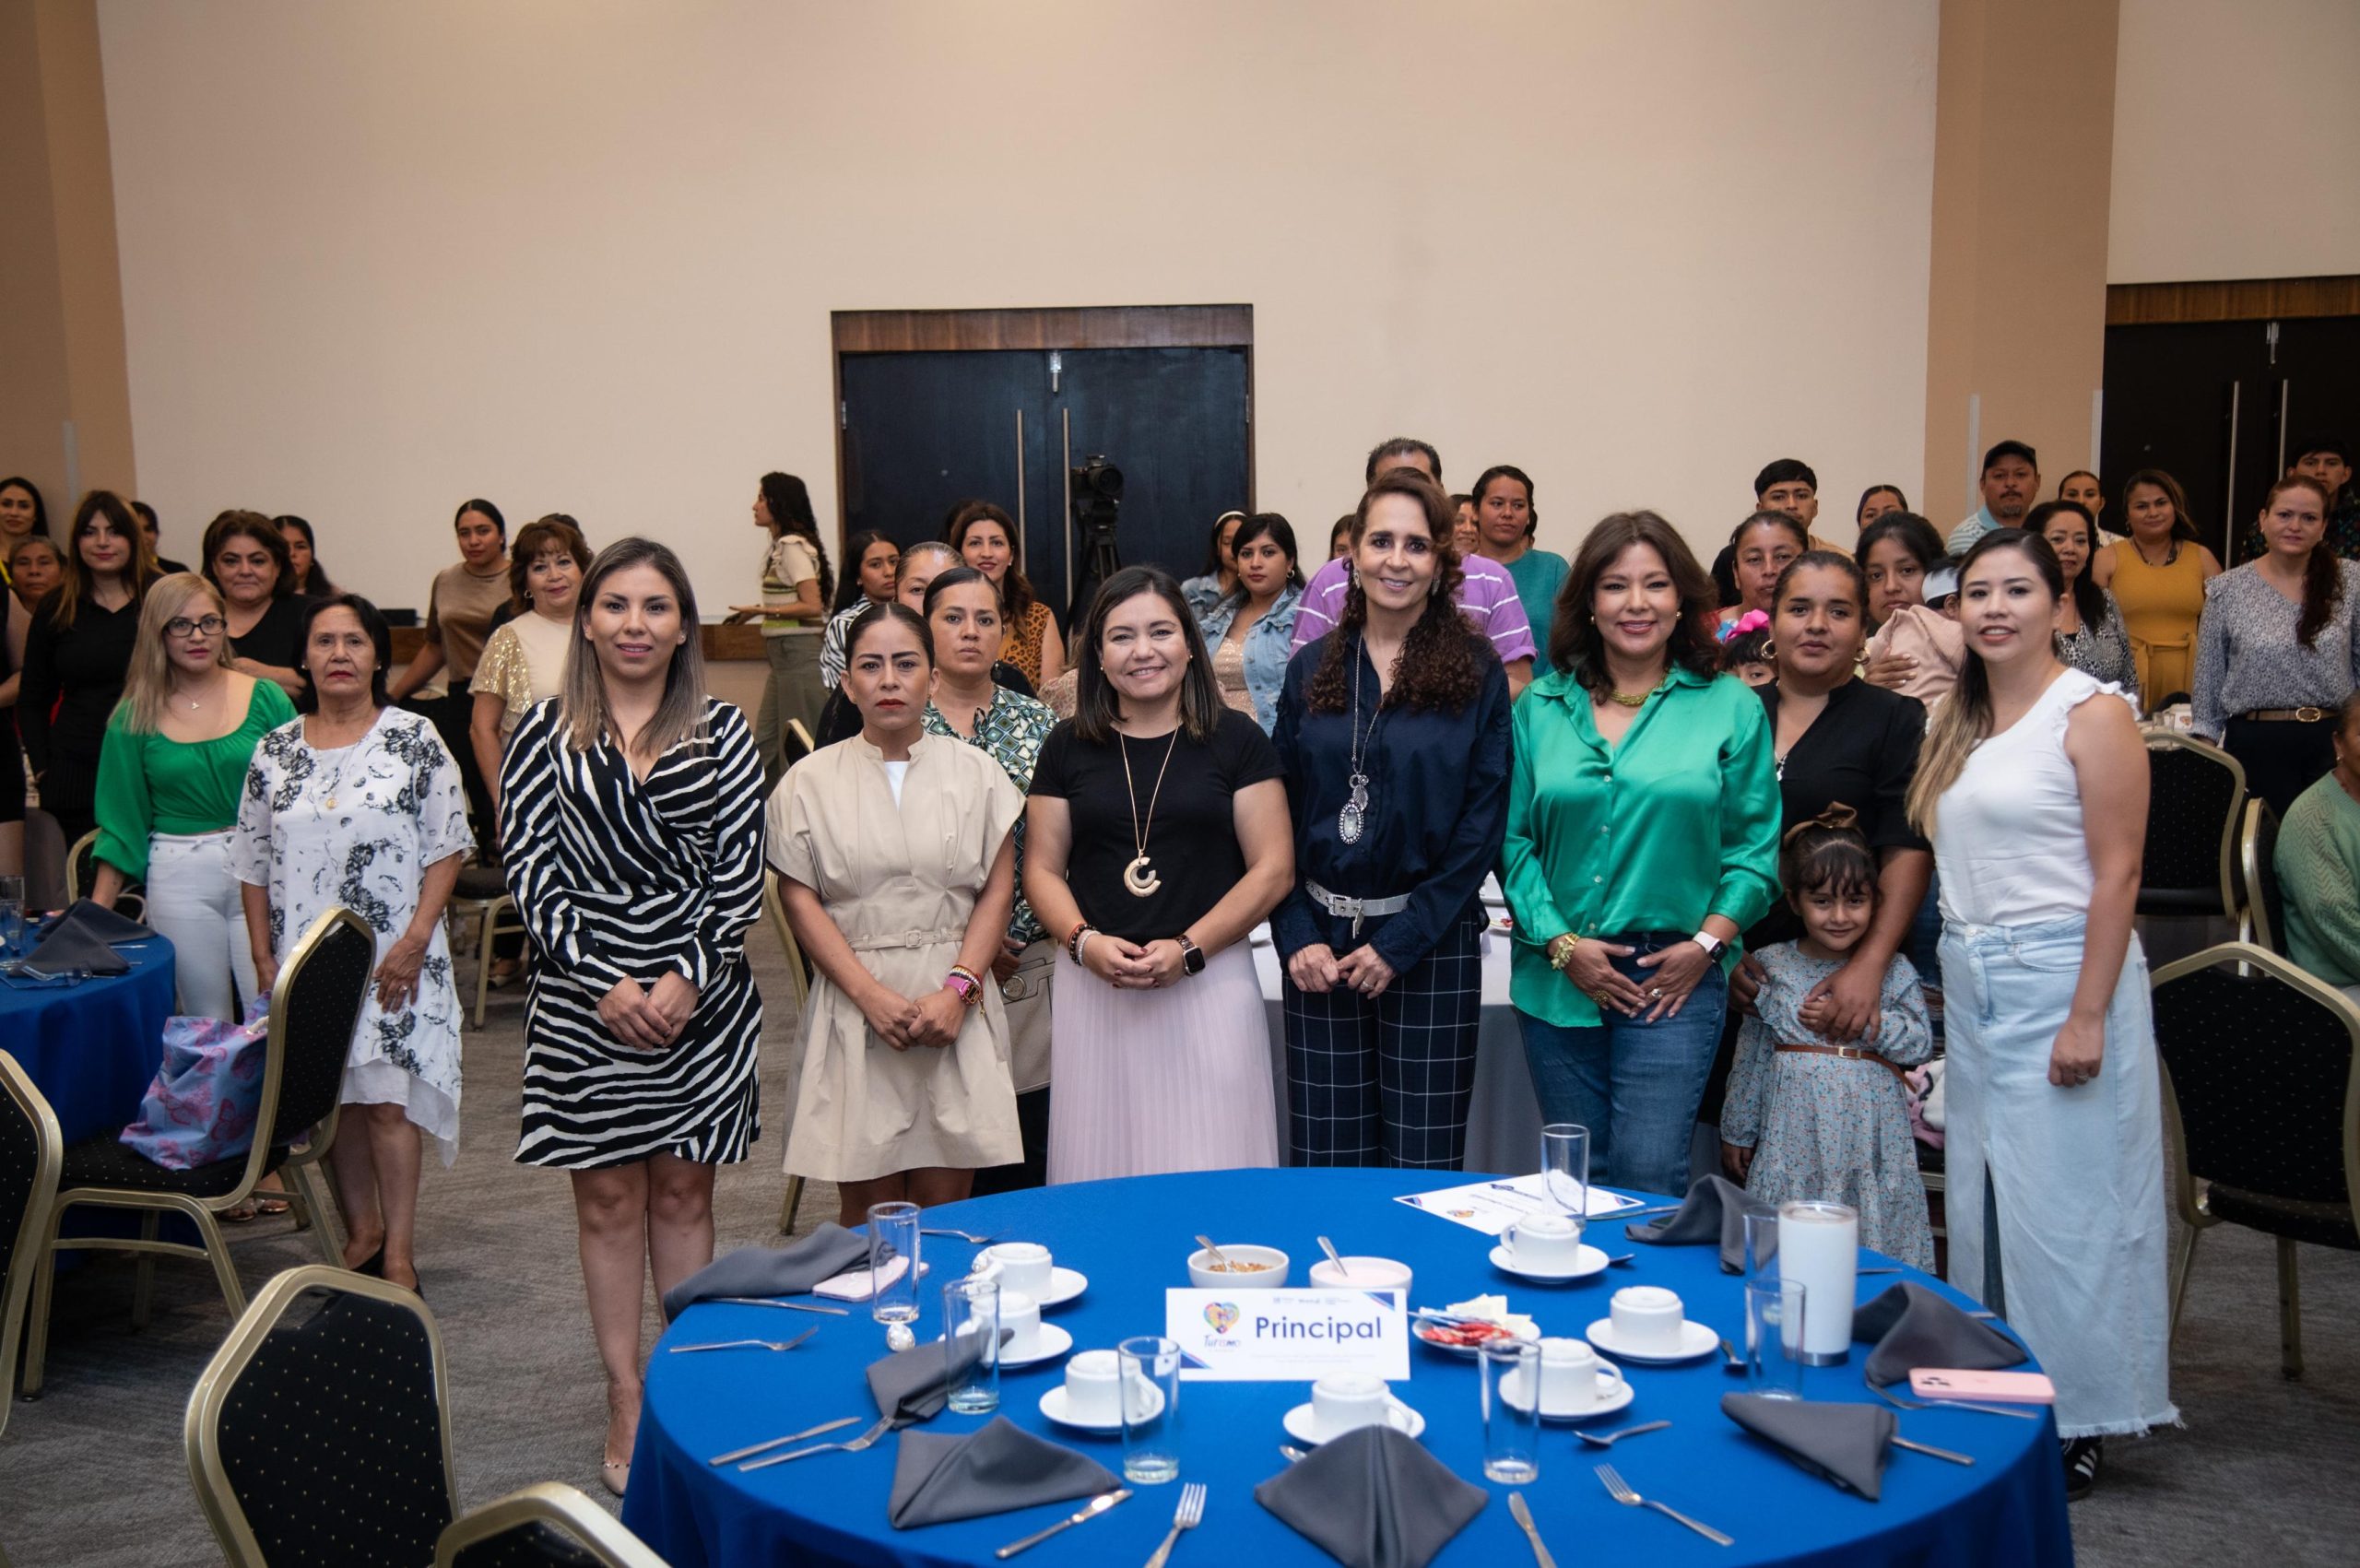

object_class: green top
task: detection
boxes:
[93,678,298,879]
[1502,548,1570,674]
[2276,770,2360,988]
[1501,661,1782,1027]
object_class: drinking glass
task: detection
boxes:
[1117,1335,1181,1484]
[1745,1276,1807,1399]
[942,1277,1000,1414]
[1741,1206,1781,1282]
[1478,1340,1541,1483]
[0,876,24,960]
[1540,1123,1590,1219]
[867,1201,921,1325]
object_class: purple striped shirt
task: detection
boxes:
[1288,553,1538,662]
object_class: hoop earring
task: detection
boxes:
[1761,640,1775,658]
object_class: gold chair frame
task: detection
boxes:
[2236,799,2283,956]
[0,1052,65,1437]
[434,1481,671,1568]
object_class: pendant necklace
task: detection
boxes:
[1117,726,1180,897]
[1339,639,1390,844]
[314,715,370,810]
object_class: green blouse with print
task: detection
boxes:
[1501,661,1782,1028]
[92,678,298,879]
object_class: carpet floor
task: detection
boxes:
[2,933,2353,1566]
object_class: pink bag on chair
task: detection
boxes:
[120,1001,271,1169]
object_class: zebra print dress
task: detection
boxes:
[501,697,766,1168]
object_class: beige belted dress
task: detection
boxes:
[766,733,1025,1182]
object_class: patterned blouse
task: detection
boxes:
[2190,560,2360,739]
[2057,589,2142,710]
[997,600,1056,688]
[924,688,1057,946]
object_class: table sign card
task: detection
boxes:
[1394,1173,1645,1236]
[1164,1288,1409,1382]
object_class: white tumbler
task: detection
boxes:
[1777,1200,1858,1365]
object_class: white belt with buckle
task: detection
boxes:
[1307,880,1412,937]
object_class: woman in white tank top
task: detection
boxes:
[1906,528,2177,1501]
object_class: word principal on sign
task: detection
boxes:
[1164,1287,1410,1382]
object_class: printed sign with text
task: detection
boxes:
[1163,1287,1410,1382]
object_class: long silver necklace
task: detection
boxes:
[1117,728,1180,897]
[1339,639,1389,844]
[313,713,372,810]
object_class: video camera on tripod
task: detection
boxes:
[1068,454,1125,626]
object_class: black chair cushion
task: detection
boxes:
[451,1521,610,1568]
[2208,1185,2360,1251]
[270,918,376,1141]
[2139,888,2229,916]
[2142,746,2239,901]
[1,1088,41,1283]
[60,1133,285,1199]
[217,1287,451,1564]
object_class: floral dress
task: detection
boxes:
[1719,942,1935,1269]
[231,708,474,1163]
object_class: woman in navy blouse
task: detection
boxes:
[1271,469,1511,1168]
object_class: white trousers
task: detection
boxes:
[145,831,260,1022]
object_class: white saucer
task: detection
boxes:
[1280,1397,1426,1445]
[1038,1380,1163,1434]
[1489,1243,1610,1283]
[935,1321,1073,1370]
[1502,1365,1636,1422]
[1032,1267,1088,1309]
[1583,1318,1719,1364]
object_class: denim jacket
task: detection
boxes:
[1197,584,1304,733]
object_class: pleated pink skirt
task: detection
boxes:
[1046,940,1280,1184]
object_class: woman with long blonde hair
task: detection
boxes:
[1910,528,2172,1500]
[92,574,298,1021]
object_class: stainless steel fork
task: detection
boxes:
[1143,1481,1206,1568]
[739,1413,895,1469]
[1595,1464,1733,1547]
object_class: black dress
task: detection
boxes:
[18,589,141,847]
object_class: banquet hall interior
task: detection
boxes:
[2,1,2357,1565]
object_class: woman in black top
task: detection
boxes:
[203,510,308,698]
[21,490,159,847]
[1271,469,1510,1168]
[1025,565,1292,1183]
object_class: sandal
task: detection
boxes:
[221,1200,260,1224]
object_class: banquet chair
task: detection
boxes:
[64,828,146,925]
[186,1264,456,1568]
[2237,800,2287,957]
[2152,942,2360,1378]
[766,874,812,1233]
[0,1052,65,1436]
[435,1482,671,1568]
[19,907,373,1397]
[449,858,528,1029]
[2137,731,2246,920]
[785,716,817,771]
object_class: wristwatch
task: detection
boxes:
[1691,930,1727,959]
[1176,935,1207,976]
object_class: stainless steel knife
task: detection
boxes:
[993,1489,1132,1558]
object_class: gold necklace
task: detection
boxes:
[1116,728,1181,897]
[1601,676,1669,708]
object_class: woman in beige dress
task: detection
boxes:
[768,602,1024,1224]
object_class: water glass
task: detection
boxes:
[1741,1206,1781,1281]
[1478,1340,1541,1483]
[1117,1335,1182,1485]
[0,875,23,959]
[1745,1276,1807,1399]
[942,1277,1000,1413]
[867,1201,921,1325]
[1540,1122,1590,1218]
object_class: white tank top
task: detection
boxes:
[1932,668,2131,927]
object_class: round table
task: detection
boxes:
[623,1169,2070,1568]
[1,936,176,1141]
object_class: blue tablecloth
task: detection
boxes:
[1,937,176,1142]
[623,1169,2071,1568]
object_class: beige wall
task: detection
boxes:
[2109,0,2360,284]
[94,0,1939,612]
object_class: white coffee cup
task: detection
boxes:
[1062,1349,1121,1423]
[1536,1336,1625,1411]
[978,1242,1054,1298]
[1609,1285,1687,1353]
[1507,1211,1583,1271]
[998,1290,1041,1358]
[1310,1373,1391,1441]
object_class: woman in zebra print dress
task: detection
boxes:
[499,538,765,1496]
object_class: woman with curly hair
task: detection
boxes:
[1501,511,1781,1197]
[1270,470,1510,1166]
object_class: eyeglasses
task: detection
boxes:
[165,615,228,638]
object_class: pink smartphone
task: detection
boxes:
[1909,1369,2057,1405]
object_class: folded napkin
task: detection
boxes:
[866,1331,1012,1425]
[1255,1424,1486,1568]
[47,898,154,944]
[1852,1281,2027,1388]
[660,1224,874,1321]
[887,1416,1120,1529]
[814,1256,928,1302]
[1624,1173,1776,1273]
[1722,1394,1895,1501]
[23,922,129,976]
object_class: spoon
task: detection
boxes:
[1603,1253,1637,1267]
[1575,1419,1671,1449]
[1280,1445,1309,1464]
[1717,1336,1747,1374]
[1316,1236,1351,1279]
[1196,1235,1234,1269]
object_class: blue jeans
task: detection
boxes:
[1515,933,1729,1198]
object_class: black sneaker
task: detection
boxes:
[2061,1436,2104,1501]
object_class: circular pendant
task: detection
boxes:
[1122,855,1162,898]
[1338,803,1363,844]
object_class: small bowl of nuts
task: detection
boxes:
[1186,1243,1291,1289]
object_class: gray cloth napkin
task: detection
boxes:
[659,1224,873,1322]
[1852,1281,2028,1387]
[886,1416,1120,1530]
[865,1330,1013,1425]
[1722,1394,1896,1500]
[1255,1424,1487,1568]
[48,898,154,944]
[24,923,129,976]
[1623,1174,1775,1273]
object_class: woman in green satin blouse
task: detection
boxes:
[1501,510,1781,1198]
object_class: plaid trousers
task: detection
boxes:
[1282,908,1484,1169]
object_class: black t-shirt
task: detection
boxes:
[231,594,312,671]
[1029,707,1283,941]
[1748,678,1929,949]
